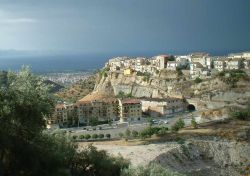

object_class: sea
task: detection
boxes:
[0,49,246,74]
[0,54,109,74]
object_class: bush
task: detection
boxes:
[121,163,184,176]
[231,107,250,120]
[79,135,85,139]
[85,134,91,140]
[191,117,198,129]
[74,144,130,176]
[157,127,168,135]
[72,135,78,140]
[132,130,139,137]
[119,132,124,138]
[194,77,202,84]
[125,129,131,138]
[171,119,185,132]
[0,67,131,176]
[218,70,247,88]
[92,134,98,139]
[106,134,111,139]
[98,134,104,139]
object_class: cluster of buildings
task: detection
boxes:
[51,98,141,127]
[49,51,250,127]
[50,96,186,127]
[41,72,90,85]
[106,51,250,79]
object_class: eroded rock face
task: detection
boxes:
[153,140,250,176]
[93,72,250,115]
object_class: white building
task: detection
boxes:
[243,60,250,69]
[166,61,180,70]
[190,62,204,78]
[226,59,243,70]
[243,52,250,59]
[189,52,211,68]
[214,58,227,72]
[155,55,169,70]
[176,55,189,66]
[140,97,185,117]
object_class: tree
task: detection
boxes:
[168,55,175,61]
[117,91,125,98]
[0,67,132,176]
[71,144,130,176]
[0,67,74,175]
[89,117,99,126]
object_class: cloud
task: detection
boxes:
[0,18,37,24]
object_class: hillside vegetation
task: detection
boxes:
[0,67,130,176]
[55,74,97,102]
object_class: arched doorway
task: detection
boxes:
[187,104,196,112]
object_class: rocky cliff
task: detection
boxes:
[93,70,250,114]
[153,139,250,176]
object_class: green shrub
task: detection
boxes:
[85,134,91,140]
[72,135,78,140]
[218,70,248,88]
[194,77,202,84]
[98,134,104,139]
[121,163,184,176]
[231,107,250,120]
[119,132,124,138]
[106,134,111,139]
[125,129,131,138]
[171,119,185,132]
[75,144,130,176]
[92,134,98,139]
[191,117,198,129]
[79,135,85,139]
[132,130,139,137]
[157,127,168,135]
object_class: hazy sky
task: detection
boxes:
[0,0,250,55]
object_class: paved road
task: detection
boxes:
[48,111,200,139]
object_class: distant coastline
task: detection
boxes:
[0,54,107,73]
[1,49,249,73]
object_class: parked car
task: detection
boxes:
[150,119,158,124]
[159,120,168,124]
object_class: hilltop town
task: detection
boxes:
[43,51,250,175]
[50,51,250,128]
